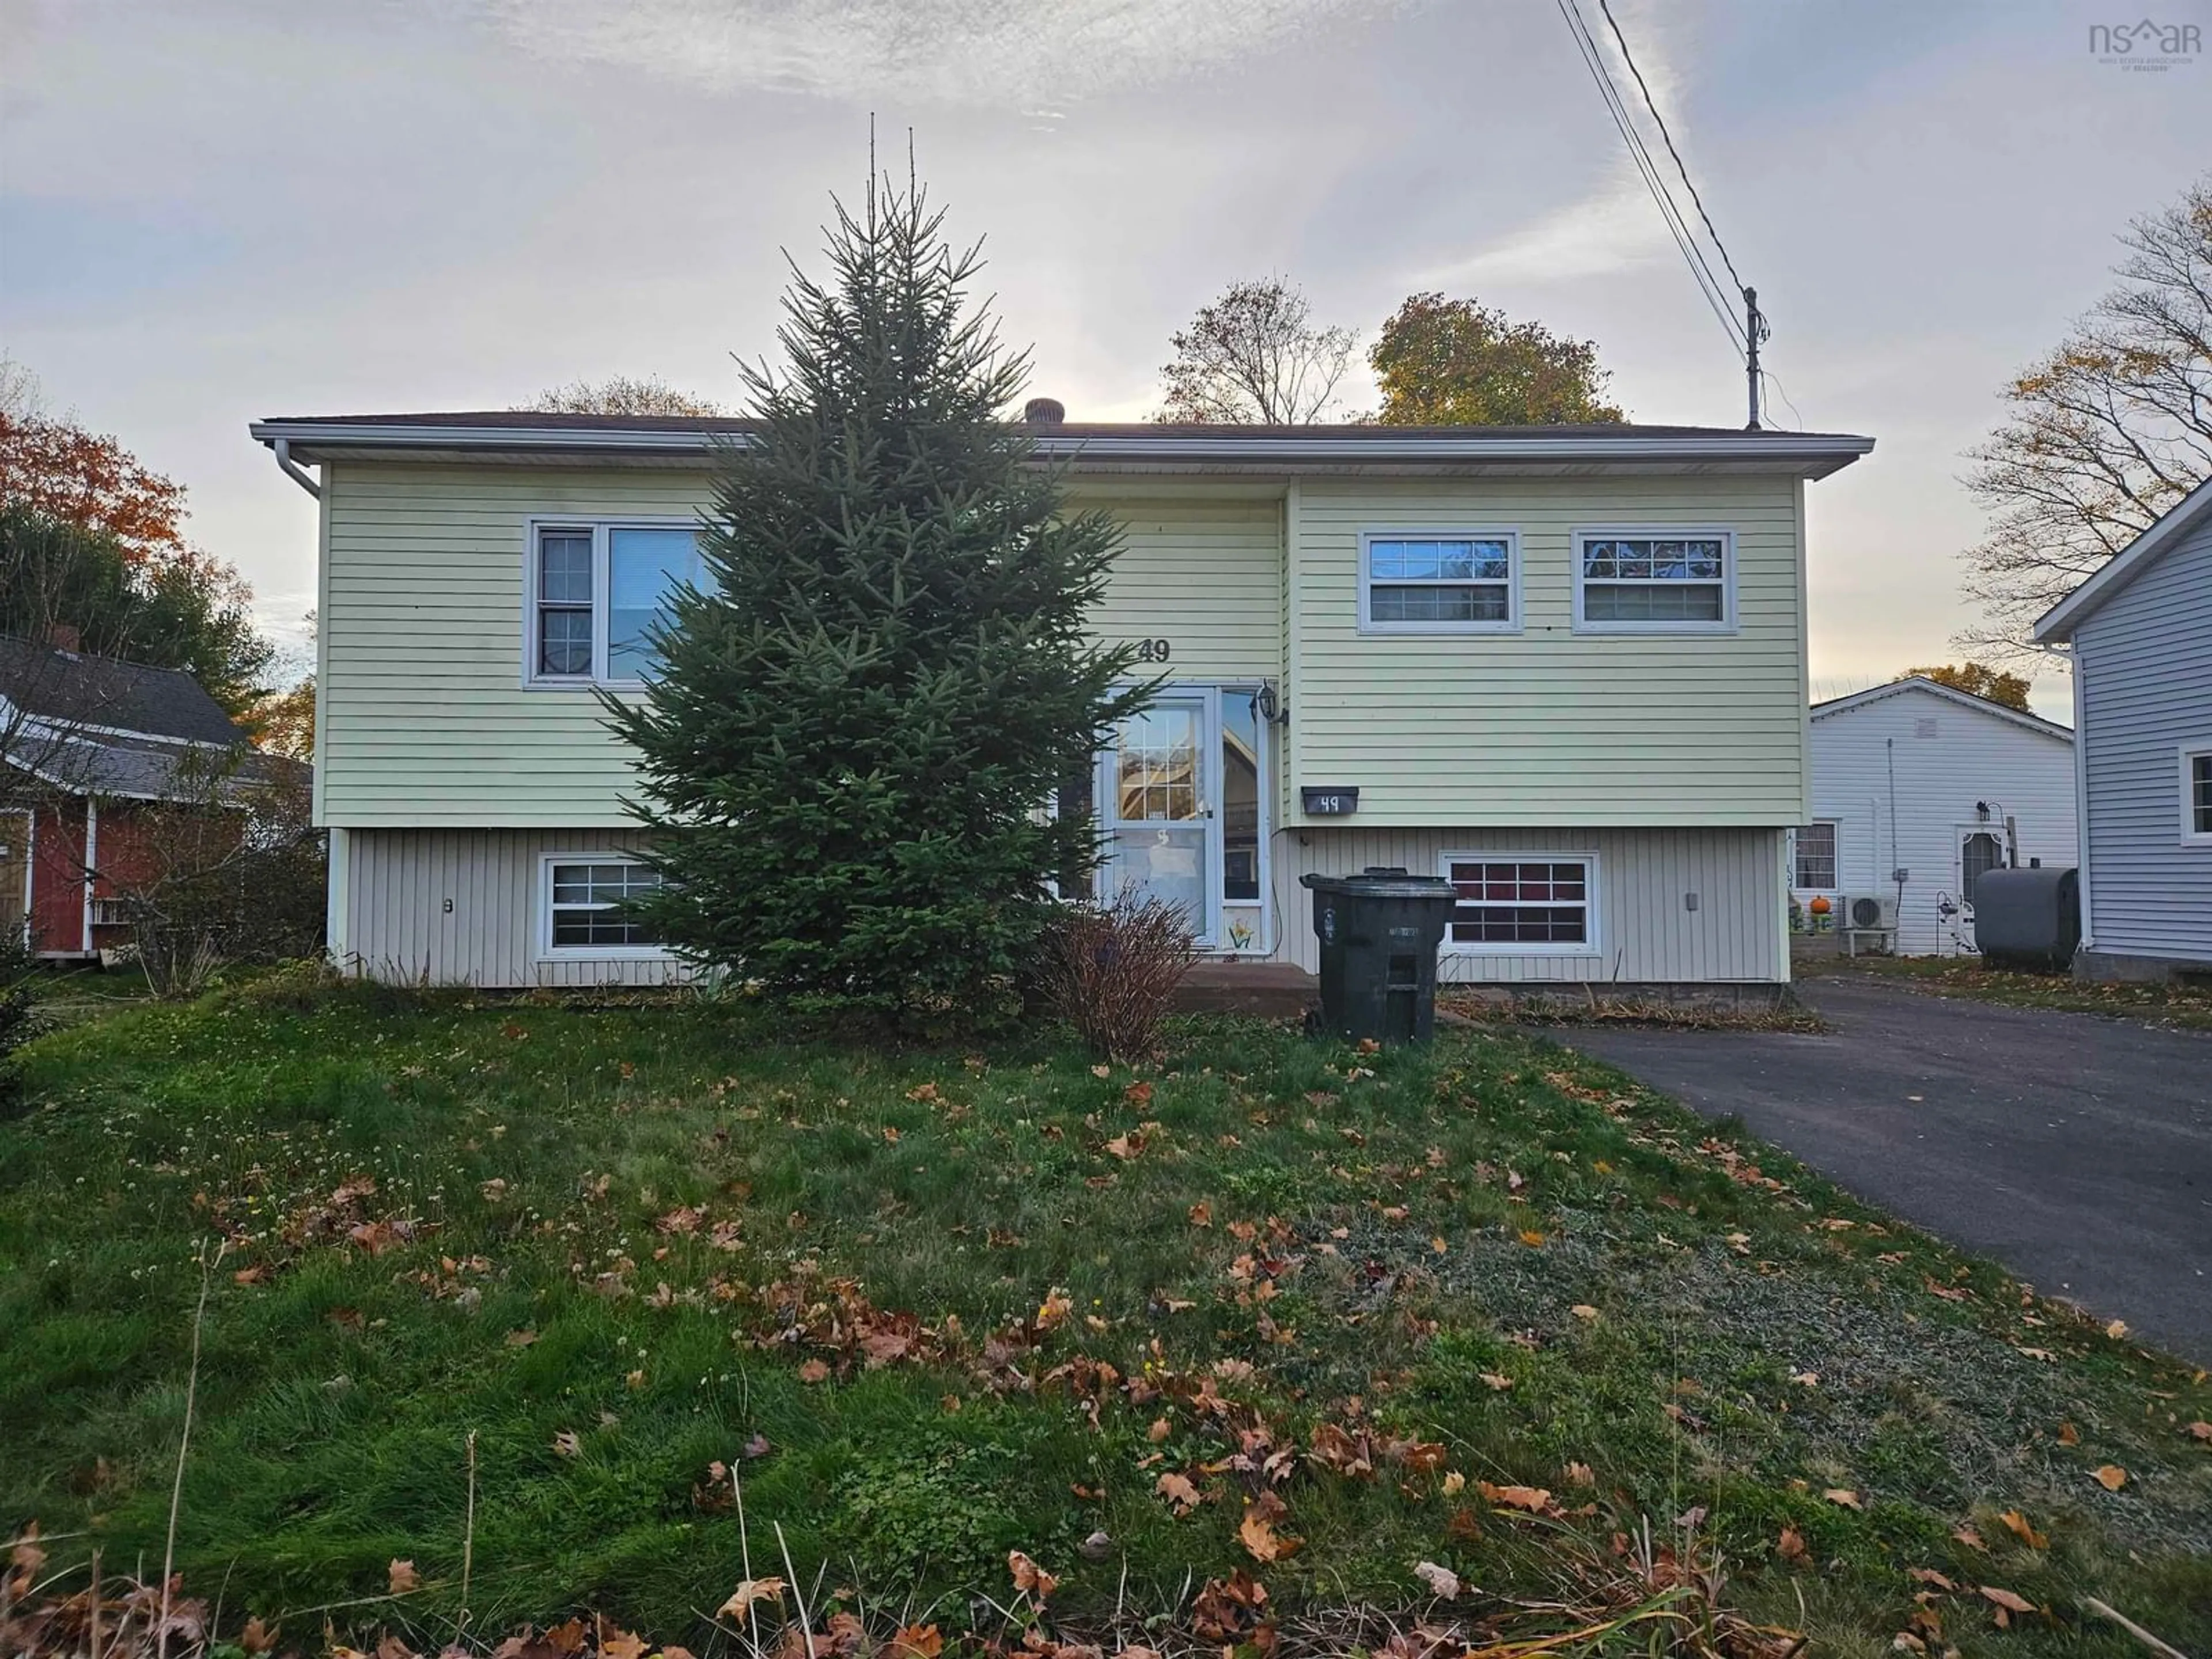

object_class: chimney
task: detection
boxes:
[1022,396,1066,425]
[47,623,82,653]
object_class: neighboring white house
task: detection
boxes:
[1798,677,2077,956]
[250,409,1873,996]
[2033,476,2212,982]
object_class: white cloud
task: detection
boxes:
[488,0,1403,106]
[1418,172,1675,287]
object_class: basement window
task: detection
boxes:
[1441,854,1598,953]
[541,857,667,956]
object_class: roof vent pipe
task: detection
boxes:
[1022,397,1065,425]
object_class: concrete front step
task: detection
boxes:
[1172,961,1319,1018]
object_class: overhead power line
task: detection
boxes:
[1595,0,1746,296]
[1551,0,1745,361]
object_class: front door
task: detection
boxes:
[1100,692,1219,945]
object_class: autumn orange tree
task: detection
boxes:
[0,407,188,561]
[0,374,275,715]
[1898,662,2032,711]
[1370,293,1623,427]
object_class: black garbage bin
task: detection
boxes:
[1301,867,1459,1043]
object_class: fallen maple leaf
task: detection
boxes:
[504,1328,539,1348]
[718,1578,787,1625]
[1441,1471,1466,1495]
[1478,1480,1551,1513]
[1091,1063,1112,1078]
[2190,1421,2212,1441]
[600,1631,647,1659]
[887,1627,943,1659]
[2104,1318,2129,1340]
[238,1616,280,1655]
[1478,1372,1514,1391]
[1147,1416,1172,1443]
[1517,1229,1547,1248]
[1906,1567,1957,1591]
[1564,1460,1595,1486]
[1007,1550,1058,1600]
[1188,1202,1212,1228]
[2092,1463,2128,1491]
[1823,1488,1862,1510]
[2056,1421,2080,1445]
[1776,1525,1808,1562]
[387,1558,420,1594]
[798,1358,832,1384]
[1979,1585,2035,1613]
[1997,1509,2047,1548]
[1156,1471,1202,1514]
[1124,1081,1155,1107]
[551,1429,584,1459]
[1569,1304,1599,1321]
[1411,1560,1461,1599]
[1952,1525,1987,1551]
[232,1264,270,1286]
[1238,1508,1298,1562]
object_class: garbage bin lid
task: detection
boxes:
[1301,866,1460,899]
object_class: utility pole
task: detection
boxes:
[1743,286,1766,430]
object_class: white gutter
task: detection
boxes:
[272,437,322,499]
[251,419,1875,474]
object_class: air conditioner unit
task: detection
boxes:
[1844,893,1897,931]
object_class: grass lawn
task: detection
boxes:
[1796,948,2212,1032]
[3,977,2208,1656]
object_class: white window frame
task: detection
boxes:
[1438,850,1602,957]
[1794,820,1840,890]
[521,517,703,689]
[1357,529,1521,635]
[1571,527,1736,635]
[536,853,674,961]
[2183,743,2212,847]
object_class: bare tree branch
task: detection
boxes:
[1156,279,1357,425]
[1959,175,2212,655]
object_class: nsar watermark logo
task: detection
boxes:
[2090,17,2200,70]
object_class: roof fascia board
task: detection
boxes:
[252,419,1873,477]
[1809,676,2074,741]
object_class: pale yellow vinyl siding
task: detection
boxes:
[1081,494,1282,680]
[320,465,1284,827]
[1278,827,1789,983]
[1289,475,1807,827]
[321,463,713,828]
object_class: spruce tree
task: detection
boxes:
[605,179,1149,1023]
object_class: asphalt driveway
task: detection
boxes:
[1552,976,2212,1360]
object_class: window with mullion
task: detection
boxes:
[546,859,664,951]
[1577,533,1730,629]
[529,521,704,685]
[536,531,596,677]
[1361,533,1517,632]
[1443,858,1594,949]
[2189,751,2212,838]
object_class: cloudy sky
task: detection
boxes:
[4,0,2207,715]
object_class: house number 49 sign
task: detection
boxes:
[1131,638,1172,662]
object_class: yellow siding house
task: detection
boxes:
[252,410,1871,996]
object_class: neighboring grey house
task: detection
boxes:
[2033,476,2212,981]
